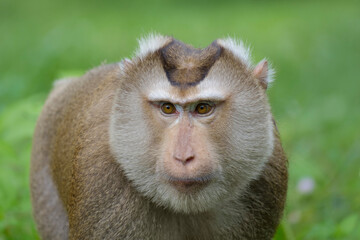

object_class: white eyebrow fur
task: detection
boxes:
[147,89,227,104]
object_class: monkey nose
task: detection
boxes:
[173,153,195,165]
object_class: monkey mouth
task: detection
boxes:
[165,174,214,193]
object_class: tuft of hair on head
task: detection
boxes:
[120,34,275,89]
[217,37,275,89]
[135,33,172,59]
[217,37,252,67]
[117,33,172,73]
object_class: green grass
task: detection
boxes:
[1,0,359,239]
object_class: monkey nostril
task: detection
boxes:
[185,156,195,163]
[174,155,195,165]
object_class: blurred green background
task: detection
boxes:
[1,0,359,239]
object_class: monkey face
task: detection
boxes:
[110,35,275,213]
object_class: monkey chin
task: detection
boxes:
[153,172,227,214]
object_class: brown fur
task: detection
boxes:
[30,37,288,240]
[160,39,222,87]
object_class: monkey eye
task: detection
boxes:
[160,102,177,115]
[195,103,213,115]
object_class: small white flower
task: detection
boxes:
[297,177,315,195]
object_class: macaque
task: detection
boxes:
[30,34,288,240]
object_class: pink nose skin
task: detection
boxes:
[173,153,195,165]
[173,115,196,165]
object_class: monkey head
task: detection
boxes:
[109,34,275,213]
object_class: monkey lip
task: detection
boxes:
[166,174,214,192]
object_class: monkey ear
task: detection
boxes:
[253,59,275,90]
